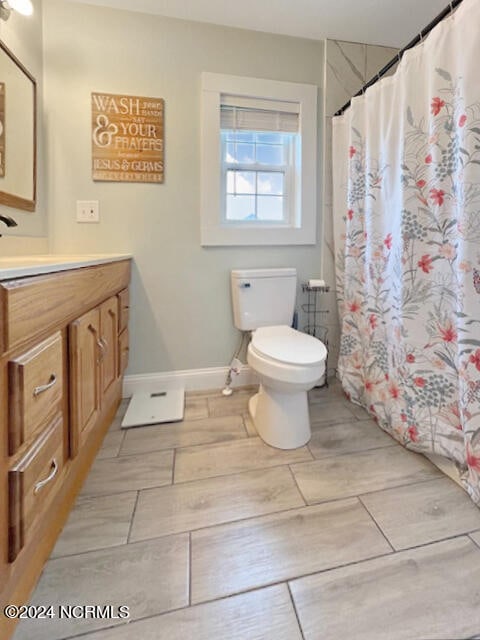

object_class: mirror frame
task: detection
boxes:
[0,39,36,212]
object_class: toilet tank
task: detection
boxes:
[231,268,297,330]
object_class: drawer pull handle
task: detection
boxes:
[34,459,58,494]
[33,374,57,397]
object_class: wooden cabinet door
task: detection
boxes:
[69,308,101,457]
[99,297,119,396]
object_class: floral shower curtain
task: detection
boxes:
[332,0,480,504]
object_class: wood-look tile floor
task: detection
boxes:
[14,381,480,640]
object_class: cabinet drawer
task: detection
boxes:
[9,416,64,562]
[119,328,129,375]
[117,288,129,333]
[8,332,64,455]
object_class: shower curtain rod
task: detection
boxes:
[334,0,464,117]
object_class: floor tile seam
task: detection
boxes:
[287,465,309,506]
[355,474,455,499]
[358,475,461,502]
[209,409,254,419]
[290,445,441,466]
[308,403,348,411]
[72,488,138,506]
[98,445,177,461]
[79,483,173,500]
[308,401,354,410]
[118,432,249,459]
[284,536,480,598]
[171,448,177,485]
[129,501,314,545]
[125,491,140,544]
[357,495,395,552]
[140,462,298,493]
[43,531,190,564]
[117,429,127,456]
[191,547,396,606]
[305,443,314,459]
[290,441,426,462]
[173,458,314,486]
[206,396,213,416]
[309,416,382,427]
[309,417,362,428]
[308,441,399,461]
[49,539,128,562]
[299,475,450,506]
[286,582,306,640]
[468,532,480,550]
[394,532,480,555]
[241,414,252,438]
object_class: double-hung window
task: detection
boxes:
[201,73,317,246]
[221,98,298,226]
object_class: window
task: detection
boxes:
[201,73,317,246]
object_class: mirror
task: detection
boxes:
[0,40,36,212]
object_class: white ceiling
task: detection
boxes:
[69,0,450,48]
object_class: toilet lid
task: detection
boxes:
[251,325,327,366]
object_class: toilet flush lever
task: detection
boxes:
[239,282,251,288]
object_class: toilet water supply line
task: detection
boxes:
[222,331,250,396]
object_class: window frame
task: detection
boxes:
[200,72,317,246]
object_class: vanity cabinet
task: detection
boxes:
[0,258,131,640]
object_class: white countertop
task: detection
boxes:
[0,254,132,280]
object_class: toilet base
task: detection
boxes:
[249,384,311,450]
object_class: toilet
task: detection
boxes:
[231,268,327,449]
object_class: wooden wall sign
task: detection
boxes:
[92,92,164,183]
[0,83,5,178]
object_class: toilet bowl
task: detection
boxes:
[247,325,327,449]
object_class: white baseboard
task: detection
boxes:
[123,365,257,397]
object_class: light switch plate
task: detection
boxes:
[76,200,99,223]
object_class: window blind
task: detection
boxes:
[220,95,299,133]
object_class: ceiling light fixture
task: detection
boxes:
[0,0,34,21]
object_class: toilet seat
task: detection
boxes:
[251,325,327,367]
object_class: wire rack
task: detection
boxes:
[301,283,330,387]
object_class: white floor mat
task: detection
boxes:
[121,388,185,429]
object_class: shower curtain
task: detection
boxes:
[332,0,480,503]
